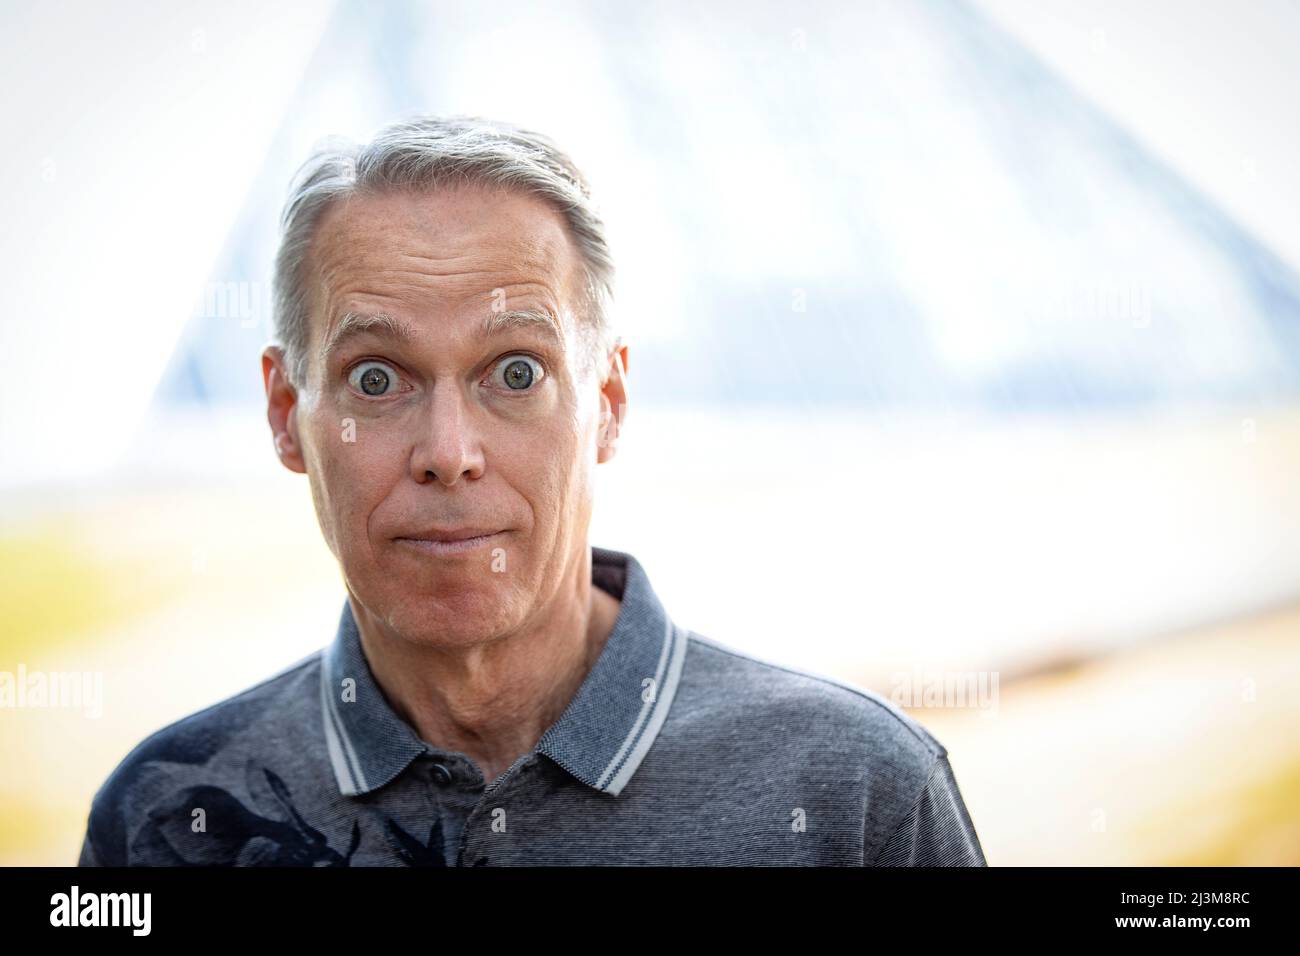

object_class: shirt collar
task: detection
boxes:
[320,545,689,799]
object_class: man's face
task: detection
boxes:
[262,183,625,647]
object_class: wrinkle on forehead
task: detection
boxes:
[303,183,586,356]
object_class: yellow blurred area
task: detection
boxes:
[905,600,1300,865]
[0,480,342,866]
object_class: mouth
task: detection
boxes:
[394,529,507,557]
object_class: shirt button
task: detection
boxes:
[429,762,454,785]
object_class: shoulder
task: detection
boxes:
[80,650,322,865]
[674,628,945,774]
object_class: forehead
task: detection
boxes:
[303,182,583,345]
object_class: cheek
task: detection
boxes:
[304,413,401,551]
[542,416,594,517]
[498,425,573,521]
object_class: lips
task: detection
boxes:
[393,527,508,557]
[399,527,501,544]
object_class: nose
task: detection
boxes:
[410,382,486,486]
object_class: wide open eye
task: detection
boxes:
[491,354,544,392]
[348,361,399,397]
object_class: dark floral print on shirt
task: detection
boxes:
[132,765,360,866]
[130,761,493,866]
[376,812,447,866]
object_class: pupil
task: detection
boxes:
[361,368,388,394]
[504,360,533,389]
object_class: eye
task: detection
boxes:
[490,354,544,392]
[348,360,400,397]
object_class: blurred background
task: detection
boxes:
[2,0,1298,865]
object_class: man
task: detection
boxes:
[78,114,986,866]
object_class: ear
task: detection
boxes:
[262,345,307,474]
[596,339,628,464]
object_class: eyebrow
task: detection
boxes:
[319,307,564,363]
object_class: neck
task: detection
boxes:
[349,547,622,788]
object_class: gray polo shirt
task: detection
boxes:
[78,545,986,866]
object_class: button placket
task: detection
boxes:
[456,753,538,865]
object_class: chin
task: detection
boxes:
[381,578,520,645]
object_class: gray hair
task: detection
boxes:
[271,114,617,389]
